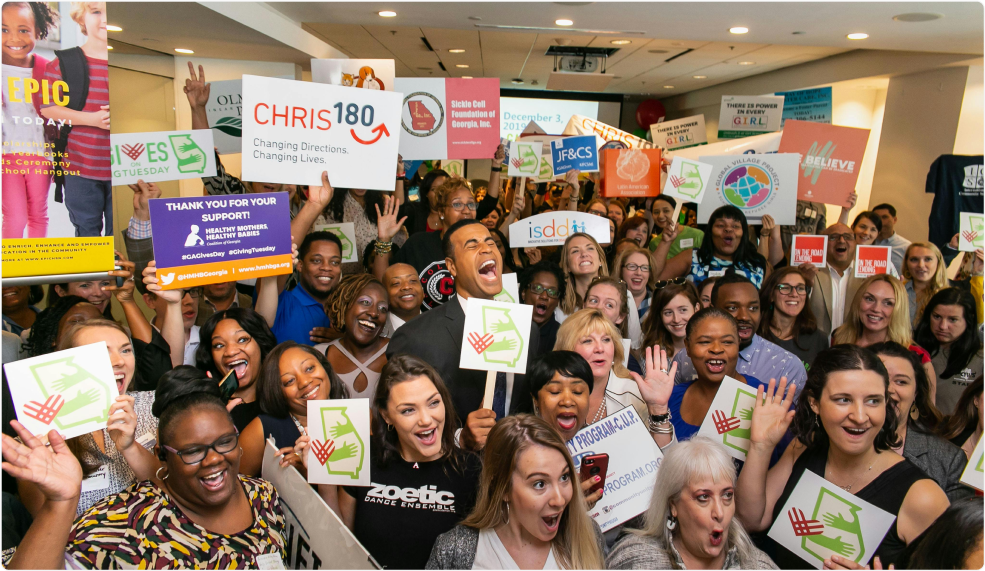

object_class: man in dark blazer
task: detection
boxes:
[388,219,539,451]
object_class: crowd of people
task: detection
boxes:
[1,60,983,571]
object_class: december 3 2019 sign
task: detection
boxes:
[149,192,293,289]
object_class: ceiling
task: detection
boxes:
[105,2,983,96]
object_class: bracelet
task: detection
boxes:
[374,240,393,255]
[490,166,502,172]
[647,418,674,435]
[649,410,671,423]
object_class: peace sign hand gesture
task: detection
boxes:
[628,346,677,414]
[184,62,210,109]
[749,377,796,451]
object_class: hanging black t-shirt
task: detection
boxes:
[394,230,453,310]
[344,451,482,569]
[925,154,984,252]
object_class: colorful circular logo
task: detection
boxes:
[722,163,773,209]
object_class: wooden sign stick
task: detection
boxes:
[671,201,684,229]
[482,370,497,410]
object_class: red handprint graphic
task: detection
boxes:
[669,175,686,189]
[121,143,145,161]
[788,507,824,536]
[468,332,494,355]
[310,439,335,466]
[712,410,740,434]
[22,394,64,425]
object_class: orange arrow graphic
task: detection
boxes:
[351,123,390,145]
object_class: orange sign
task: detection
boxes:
[602,148,662,198]
[777,120,870,205]
[854,245,893,278]
[791,235,827,266]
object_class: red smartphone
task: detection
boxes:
[579,453,609,495]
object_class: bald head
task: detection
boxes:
[384,263,424,319]
[823,223,856,269]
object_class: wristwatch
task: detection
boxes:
[490,166,502,172]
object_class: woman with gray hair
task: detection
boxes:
[606,436,777,570]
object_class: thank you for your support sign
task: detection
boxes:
[149,192,293,289]
[241,75,402,190]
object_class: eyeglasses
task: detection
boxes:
[185,288,203,300]
[776,283,810,296]
[450,201,478,212]
[162,431,239,465]
[527,284,560,299]
[829,233,856,243]
[654,276,687,289]
[623,263,650,273]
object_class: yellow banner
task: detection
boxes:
[2,238,115,278]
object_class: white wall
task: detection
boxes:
[953,65,984,155]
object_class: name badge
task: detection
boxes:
[255,553,286,570]
[136,432,157,450]
[679,238,694,249]
[81,465,109,493]
[708,270,727,278]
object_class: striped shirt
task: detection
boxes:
[42,55,111,181]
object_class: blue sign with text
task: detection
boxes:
[776,87,832,129]
[551,135,599,175]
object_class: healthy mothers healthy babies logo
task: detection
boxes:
[718,158,779,212]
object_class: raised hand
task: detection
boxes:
[462,409,497,451]
[524,247,542,264]
[800,262,819,288]
[749,377,796,450]
[127,179,162,221]
[183,61,211,109]
[564,169,581,191]
[106,395,137,452]
[375,194,407,242]
[492,143,506,167]
[142,261,183,304]
[843,191,858,210]
[294,434,311,469]
[661,219,682,243]
[511,188,526,215]
[308,171,334,210]
[761,214,777,236]
[628,346,677,414]
[104,259,137,303]
[2,421,82,503]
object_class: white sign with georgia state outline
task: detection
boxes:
[313,222,358,263]
[306,398,371,486]
[460,298,533,374]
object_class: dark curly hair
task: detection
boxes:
[3,2,58,39]
[153,366,230,451]
[518,261,567,303]
[194,308,277,382]
[324,274,386,333]
[257,341,350,418]
[697,205,767,272]
[24,295,91,357]
[792,345,900,452]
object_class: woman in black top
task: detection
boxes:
[400,168,449,236]
[195,307,277,431]
[758,267,829,371]
[736,345,950,569]
[298,354,481,569]
[937,376,983,458]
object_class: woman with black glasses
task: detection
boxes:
[758,267,829,370]
[519,262,566,355]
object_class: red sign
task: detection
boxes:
[791,235,827,266]
[854,245,893,278]
[778,120,870,206]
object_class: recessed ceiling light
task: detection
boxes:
[648,49,668,54]
[611,40,631,45]
[729,26,748,34]
[106,25,122,32]
[378,10,397,17]
[893,12,943,22]
[512,78,524,85]
[555,19,574,26]
[106,45,113,50]
[663,85,674,89]
[847,32,869,40]
[461,76,473,79]
[456,64,469,68]
[693,75,707,79]
[468,16,482,21]
[449,48,466,53]
[738,61,755,65]
[174,48,194,54]
[792,31,806,35]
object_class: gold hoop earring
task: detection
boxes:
[387,424,393,431]
[156,467,169,481]
[910,404,919,421]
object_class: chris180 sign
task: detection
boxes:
[241,75,402,191]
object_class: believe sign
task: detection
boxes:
[240,75,402,190]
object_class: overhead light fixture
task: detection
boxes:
[449,48,466,53]
[378,10,397,17]
[461,76,473,79]
[512,78,524,85]
[729,26,748,34]
[555,19,574,26]
[174,48,194,54]
[107,45,113,50]
[106,24,122,32]
[610,40,631,45]
[693,75,706,79]
[893,12,943,22]
[456,64,469,68]
[663,85,674,89]
[738,61,755,65]
[846,32,869,39]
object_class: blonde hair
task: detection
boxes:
[613,245,657,290]
[903,241,948,322]
[559,232,609,314]
[70,2,101,35]
[554,308,630,378]
[461,415,604,569]
[635,437,760,565]
[833,274,913,346]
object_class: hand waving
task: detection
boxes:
[749,377,796,450]
[184,62,211,109]
[375,194,407,242]
[628,346,677,414]
[2,421,82,503]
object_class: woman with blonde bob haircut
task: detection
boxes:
[902,241,948,325]
[557,232,609,319]
[607,437,778,570]
[427,415,605,570]
[833,274,937,400]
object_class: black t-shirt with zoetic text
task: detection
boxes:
[344,450,482,569]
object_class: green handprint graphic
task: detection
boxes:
[737,407,753,421]
[328,441,358,461]
[30,356,112,430]
[320,407,365,480]
[330,419,356,439]
[723,389,756,454]
[58,389,100,417]
[168,134,208,174]
[480,306,525,368]
[809,534,856,558]
[803,487,865,564]
[822,512,856,533]
[487,338,517,352]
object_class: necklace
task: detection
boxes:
[290,414,306,436]
[591,399,607,423]
[830,459,876,493]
